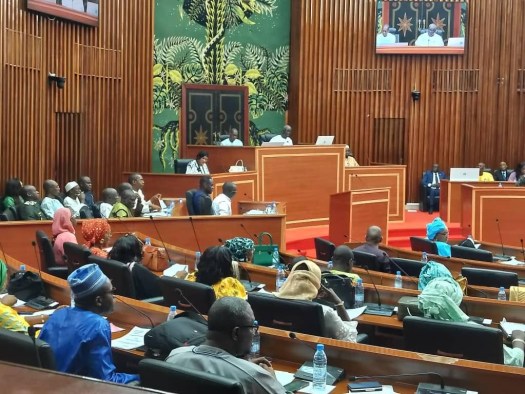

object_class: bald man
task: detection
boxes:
[330,245,361,285]
[376,24,396,46]
[269,125,293,146]
[415,24,444,47]
[353,226,391,273]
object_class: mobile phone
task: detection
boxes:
[348,381,383,392]
[284,379,310,392]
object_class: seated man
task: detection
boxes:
[344,145,359,167]
[329,245,360,285]
[269,125,293,146]
[19,185,45,220]
[63,181,89,218]
[426,217,451,257]
[78,176,95,211]
[494,161,511,182]
[41,179,64,219]
[128,173,161,214]
[110,189,137,218]
[376,24,396,46]
[478,162,495,182]
[414,24,444,46]
[220,128,243,146]
[191,176,214,215]
[99,188,118,219]
[166,297,286,394]
[212,182,237,216]
[39,264,139,384]
[421,163,447,214]
[353,226,391,273]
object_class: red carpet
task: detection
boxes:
[285,211,463,258]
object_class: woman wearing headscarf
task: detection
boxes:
[418,261,452,291]
[275,260,358,341]
[224,237,254,279]
[52,208,78,266]
[186,246,247,300]
[426,217,451,257]
[0,261,49,333]
[418,277,524,366]
[82,219,112,258]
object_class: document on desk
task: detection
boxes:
[500,319,525,338]
[163,264,188,277]
[111,326,150,350]
[345,306,367,320]
[274,371,335,394]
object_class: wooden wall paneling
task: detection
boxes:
[0,0,153,198]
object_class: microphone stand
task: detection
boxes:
[362,266,395,316]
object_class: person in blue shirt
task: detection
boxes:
[39,264,139,384]
[426,217,451,257]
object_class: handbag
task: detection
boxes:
[397,296,423,321]
[142,245,169,272]
[144,311,208,359]
[253,232,277,266]
[7,270,44,301]
[228,160,246,173]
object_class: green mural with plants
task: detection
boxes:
[152,0,291,172]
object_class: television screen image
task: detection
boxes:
[376,0,467,55]
[27,0,99,27]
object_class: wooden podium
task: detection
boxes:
[329,189,390,246]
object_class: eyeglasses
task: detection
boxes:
[237,321,259,334]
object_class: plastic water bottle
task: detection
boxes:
[272,246,280,265]
[145,237,151,246]
[349,321,358,343]
[354,279,364,308]
[195,251,201,269]
[312,343,327,392]
[327,260,333,270]
[270,201,277,214]
[167,305,177,321]
[421,252,428,264]
[394,271,403,288]
[250,320,260,358]
[165,201,175,216]
[276,264,286,291]
[265,203,272,214]
[498,287,507,301]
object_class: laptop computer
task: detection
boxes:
[315,136,335,145]
[261,141,285,147]
[449,168,479,182]
[448,37,465,47]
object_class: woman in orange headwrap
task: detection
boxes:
[82,219,112,258]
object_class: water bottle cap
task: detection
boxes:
[20,264,26,270]
[254,320,258,325]
[145,237,151,243]
[170,305,177,311]
[357,278,362,284]
[500,287,505,291]
[316,344,324,351]
[196,251,201,257]
[397,271,401,275]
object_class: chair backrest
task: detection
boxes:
[258,133,277,145]
[0,328,56,370]
[139,359,244,394]
[461,267,518,289]
[0,207,17,221]
[390,257,425,278]
[353,250,380,271]
[175,159,193,174]
[247,293,324,335]
[185,189,197,216]
[35,230,57,270]
[409,237,438,254]
[403,316,504,364]
[314,237,335,262]
[88,255,136,298]
[63,242,91,273]
[159,276,216,314]
[451,245,493,262]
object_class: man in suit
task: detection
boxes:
[494,161,511,182]
[421,163,447,214]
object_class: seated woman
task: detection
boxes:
[52,208,78,266]
[185,150,210,175]
[82,219,112,258]
[418,261,452,291]
[224,237,254,278]
[107,235,161,300]
[275,260,358,341]
[508,161,525,182]
[419,277,524,367]
[0,261,49,333]
[186,246,246,300]
[1,178,23,211]
[426,217,451,257]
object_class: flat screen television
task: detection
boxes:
[27,0,99,27]
[376,1,467,55]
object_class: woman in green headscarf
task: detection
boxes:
[418,277,524,366]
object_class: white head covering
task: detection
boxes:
[65,181,79,193]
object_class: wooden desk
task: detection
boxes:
[238,200,286,215]
[344,165,406,222]
[461,184,525,247]
[185,145,257,173]
[440,180,515,223]
[0,215,285,268]
[329,189,390,245]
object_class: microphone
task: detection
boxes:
[148,215,175,263]
[289,332,317,352]
[174,288,206,318]
[495,218,509,259]
[240,223,257,241]
[27,326,42,369]
[466,285,489,298]
[520,239,525,261]
[362,266,394,316]
[188,217,202,252]
[114,295,154,328]
[349,372,444,390]
[383,254,419,287]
